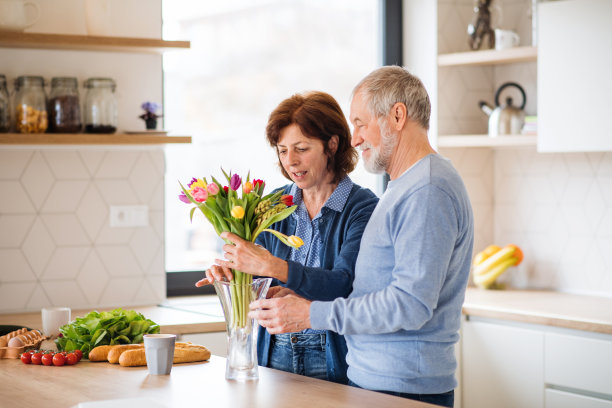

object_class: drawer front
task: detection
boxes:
[545,332,612,396]
[546,389,612,408]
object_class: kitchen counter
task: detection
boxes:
[463,288,612,334]
[0,296,226,335]
[0,356,435,408]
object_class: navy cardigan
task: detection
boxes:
[255,181,378,384]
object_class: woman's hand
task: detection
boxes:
[215,232,289,282]
[195,265,233,287]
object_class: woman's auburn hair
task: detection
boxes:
[265,91,358,183]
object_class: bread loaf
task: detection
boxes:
[107,344,144,364]
[88,345,114,362]
[118,343,211,367]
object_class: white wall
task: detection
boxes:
[0,0,167,313]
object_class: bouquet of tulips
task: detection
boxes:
[179,169,302,328]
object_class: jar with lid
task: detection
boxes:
[48,77,81,133]
[14,76,48,133]
[84,77,117,134]
[0,74,9,133]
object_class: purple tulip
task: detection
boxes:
[230,173,241,191]
[178,192,190,203]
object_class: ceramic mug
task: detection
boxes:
[495,29,520,50]
[144,334,176,375]
[0,0,40,31]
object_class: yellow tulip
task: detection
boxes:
[231,205,245,219]
[287,235,304,248]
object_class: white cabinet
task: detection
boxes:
[461,317,544,408]
[538,0,612,152]
[461,316,612,408]
[545,389,612,408]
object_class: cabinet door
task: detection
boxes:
[461,318,544,408]
[545,332,612,396]
[538,0,612,152]
[546,389,612,408]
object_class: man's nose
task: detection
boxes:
[351,131,362,148]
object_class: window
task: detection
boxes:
[163,0,383,295]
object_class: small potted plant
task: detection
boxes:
[139,102,162,130]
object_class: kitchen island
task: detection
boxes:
[0,356,435,408]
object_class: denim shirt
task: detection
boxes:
[287,177,353,335]
[255,178,378,384]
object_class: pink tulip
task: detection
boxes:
[192,186,208,203]
[207,183,220,195]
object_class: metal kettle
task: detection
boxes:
[479,82,526,137]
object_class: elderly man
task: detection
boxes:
[249,66,474,408]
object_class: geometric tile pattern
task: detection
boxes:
[0,148,166,313]
[441,147,612,297]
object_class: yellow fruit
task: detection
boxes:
[473,244,502,267]
[473,245,520,276]
[474,257,518,289]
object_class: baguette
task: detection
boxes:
[88,345,114,362]
[107,344,144,364]
[118,344,211,367]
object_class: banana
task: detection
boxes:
[473,244,522,276]
[473,256,519,289]
[472,244,501,268]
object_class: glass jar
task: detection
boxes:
[84,77,117,134]
[48,77,82,133]
[14,76,48,134]
[0,74,9,133]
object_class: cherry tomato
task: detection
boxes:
[31,352,43,365]
[52,353,66,366]
[41,353,54,366]
[21,352,31,364]
[65,353,78,365]
[73,349,83,361]
[28,349,38,354]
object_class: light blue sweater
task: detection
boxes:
[310,154,474,394]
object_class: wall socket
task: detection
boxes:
[109,205,149,228]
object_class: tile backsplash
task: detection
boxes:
[442,147,612,297]
[0,148,166,313]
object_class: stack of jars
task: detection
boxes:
[0,74,118,134]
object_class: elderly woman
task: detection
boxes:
[196,91,378,384]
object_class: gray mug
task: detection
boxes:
[143,334,176,375]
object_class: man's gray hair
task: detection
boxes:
[352,66,431,130]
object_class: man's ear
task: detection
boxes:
[391,102,407,130]
[328,135,339,154]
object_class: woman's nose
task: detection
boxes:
[286,150,298,165]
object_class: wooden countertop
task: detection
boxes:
[0,296,226,335]
[463,288,612,334]
[0,356,435,408]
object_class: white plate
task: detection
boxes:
[124,130,168,136]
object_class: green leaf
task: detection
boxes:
[252,205,297,240]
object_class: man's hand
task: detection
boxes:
[266,286,296,298]
[249,295,311,334]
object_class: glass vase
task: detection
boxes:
[213,277,271,381]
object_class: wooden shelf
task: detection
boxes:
[0,133,192,145]
[0,31,190,53]
[437,46,537,67]
[437,134,537,148]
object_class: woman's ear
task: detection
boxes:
[328,135,339,154]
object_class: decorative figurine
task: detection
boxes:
[467,0,495,50]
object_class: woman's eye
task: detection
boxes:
[297,148,307,152]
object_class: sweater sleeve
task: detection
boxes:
[284,191,378,301]
[311,185,458,334]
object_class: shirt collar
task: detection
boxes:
[289,175,353,215]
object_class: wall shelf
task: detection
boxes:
[437,46,537,67]
[437,134,537,148]
[0,133,192,145]
[0,31,190,54]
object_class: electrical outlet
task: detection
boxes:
[109,205,149,228]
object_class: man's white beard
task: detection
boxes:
[361,120,397,174]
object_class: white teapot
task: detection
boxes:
[0,0,40,31]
